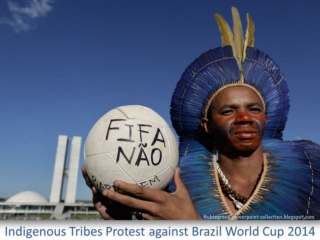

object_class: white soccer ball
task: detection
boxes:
[84,105,179,192]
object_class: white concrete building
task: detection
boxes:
[0,135,101,220]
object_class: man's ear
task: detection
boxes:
[201,118,210,134]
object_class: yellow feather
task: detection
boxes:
[215,8,255,83]
[244,13,255,59]
[214,13,234,48]
[231,7,244,67]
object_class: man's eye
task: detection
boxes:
[250,108,261,113]
[221,110,232,115]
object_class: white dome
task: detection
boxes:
[6,191,48,203]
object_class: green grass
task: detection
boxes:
[71,214,102,219]
[23,213,51,220]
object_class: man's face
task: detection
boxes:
[201,86,267,155]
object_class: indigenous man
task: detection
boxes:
[82,7,320,220]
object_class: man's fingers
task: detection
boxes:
[173,168,187,193]
[92,186,101,204]
[103,188,154,213]
[81,165,93,188]
[112,180,162,202]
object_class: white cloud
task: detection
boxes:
[0,0,55,32]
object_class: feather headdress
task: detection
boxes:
[169,7,320,219]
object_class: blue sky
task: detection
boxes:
[0,0,320,201]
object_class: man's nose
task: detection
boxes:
[234,111,253,125]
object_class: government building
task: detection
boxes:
[0,135,101,220]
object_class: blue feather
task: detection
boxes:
[169,43,319,219]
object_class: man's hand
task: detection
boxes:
[101,168,202,220]
[81,166,131,220]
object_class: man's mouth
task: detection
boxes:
[233,128,258,138]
